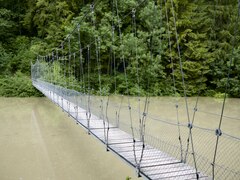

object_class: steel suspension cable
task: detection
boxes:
[41,0,150,66]
[35,0,101,72]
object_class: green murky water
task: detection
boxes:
[0,97,140,180]
[0,96,239,179]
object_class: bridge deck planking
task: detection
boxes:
[33,82,210,180]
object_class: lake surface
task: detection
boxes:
[0,97,140,180]
[0,96,239,179]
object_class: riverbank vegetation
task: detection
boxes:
[1,0,239,97]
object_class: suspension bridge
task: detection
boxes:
[31,0,240,179]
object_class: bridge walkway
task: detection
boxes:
[33,82,209,180]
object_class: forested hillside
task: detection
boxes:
[1,0,240,97]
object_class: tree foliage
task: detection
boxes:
[0,0,239,97]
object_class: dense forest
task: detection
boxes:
[0,0,240,97]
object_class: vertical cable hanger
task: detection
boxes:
[115,0,133,140]
[116,94,123,128]
[46,55,48,82]
[131,7,141,173]
[67,36,71,115]
[138,0,157,172]
[99,37,111,151]
[91,3,107,148]
[212,1,240,179]
[52,51,55,101]
[86,41,92,134]
[184,0,207,166]
[111,0,123,130]
[77,25,85,114]
[76,25,81,123]
[49,53,51,95]
[112,27,117,94]
[169,0,199,178]
[164,0,183,162]
[111,0,117,124]
[97,36,109,150]
[77,25,85,94]
[115,0,139,176]
[73,52,76,87]
[68,36,71,88]
[61,43,65,111]
[73,52,79,120]
[47,54,51,96]
[56,48,60,106]
[132,7,140,134]
[119,1,147,175]
[85,4,96,129]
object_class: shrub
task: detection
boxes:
[0,72,42,97]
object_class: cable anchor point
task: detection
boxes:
[188,123,193,129]
[132,8,136,18]
[215,129,222,136]
[135,164,141,178]
[90,3,94,13]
